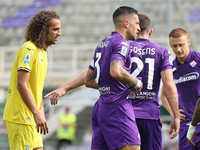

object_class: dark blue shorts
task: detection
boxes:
[136,118,162,150]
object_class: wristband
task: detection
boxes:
[186,124,196,140]
[135,79,141,89]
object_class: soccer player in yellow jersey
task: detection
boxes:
[3,10,61,150]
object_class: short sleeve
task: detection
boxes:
[17,44,36,72]
[89,60,94,70]
[160,48,172,72]
[110,43,129,65]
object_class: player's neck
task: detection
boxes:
[177,55,188,64]
[43,43,50,50]
[177,58,186,64]
[137,34,149,39]
[177,50,190,64]
[115,29,127,40]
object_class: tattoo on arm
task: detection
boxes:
[110,60,137,87]
[163,70,168,80]
[86,73,99,89]
[165,92,177,101]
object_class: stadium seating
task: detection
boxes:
[1,0,62,28]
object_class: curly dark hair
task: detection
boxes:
[24,10,60,49]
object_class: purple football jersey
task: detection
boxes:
[128,38,172,120]
[173,50,200,124]
[89,31,131,107]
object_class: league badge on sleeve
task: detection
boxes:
[169,55,173,66]
[120,46,128,56]
[24,54,31,64]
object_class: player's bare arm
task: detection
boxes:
[110,60,142,93]
[161,85,174,117]
[17,70,48,135]
[85,68,99,89]
[44,69,88,105]
[161,69,186,122]
[161,69,180,139]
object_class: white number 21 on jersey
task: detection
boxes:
[131,57,155,90]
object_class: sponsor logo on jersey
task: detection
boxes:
[174,72,199,84]
[27,48,33,51]
[190,60,197,67]
[40,59,44,62]
[24,54,31,64]
[121,41,128,46]
[98,41,110,48]
[99,86,110,95]
[25,145,32,150]
[172,67,177,72]
[120,46,127,56]
[127,91,156,100]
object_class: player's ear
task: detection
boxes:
[124,20,129,28]
[149,28,153,36]
[188,38,191,46]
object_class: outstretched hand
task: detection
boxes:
[169,117,180,139]
[44,87,67,105]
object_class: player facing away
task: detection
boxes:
[128,14,180,150]
[3,10,61,150]
[161,28,200,150]
[85,6,142,150]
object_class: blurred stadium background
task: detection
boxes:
[0,0,200,149]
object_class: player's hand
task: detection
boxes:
[44,87,67,105]
[132,82,143,94]
[179,109,186,122]
[169,117,180,139]
[33,110,49,135]
[187,131,196,146]
[187,125,197,146]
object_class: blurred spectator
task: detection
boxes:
[56,107,77,150]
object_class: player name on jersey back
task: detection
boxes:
[130,46,155,55]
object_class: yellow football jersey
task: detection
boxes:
[3,41,47,125]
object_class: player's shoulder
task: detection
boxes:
[21,41,37,52]
[110,32,129,45]
[192,50,200,58]
[191,50,200,64]
[96,33,116,49]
